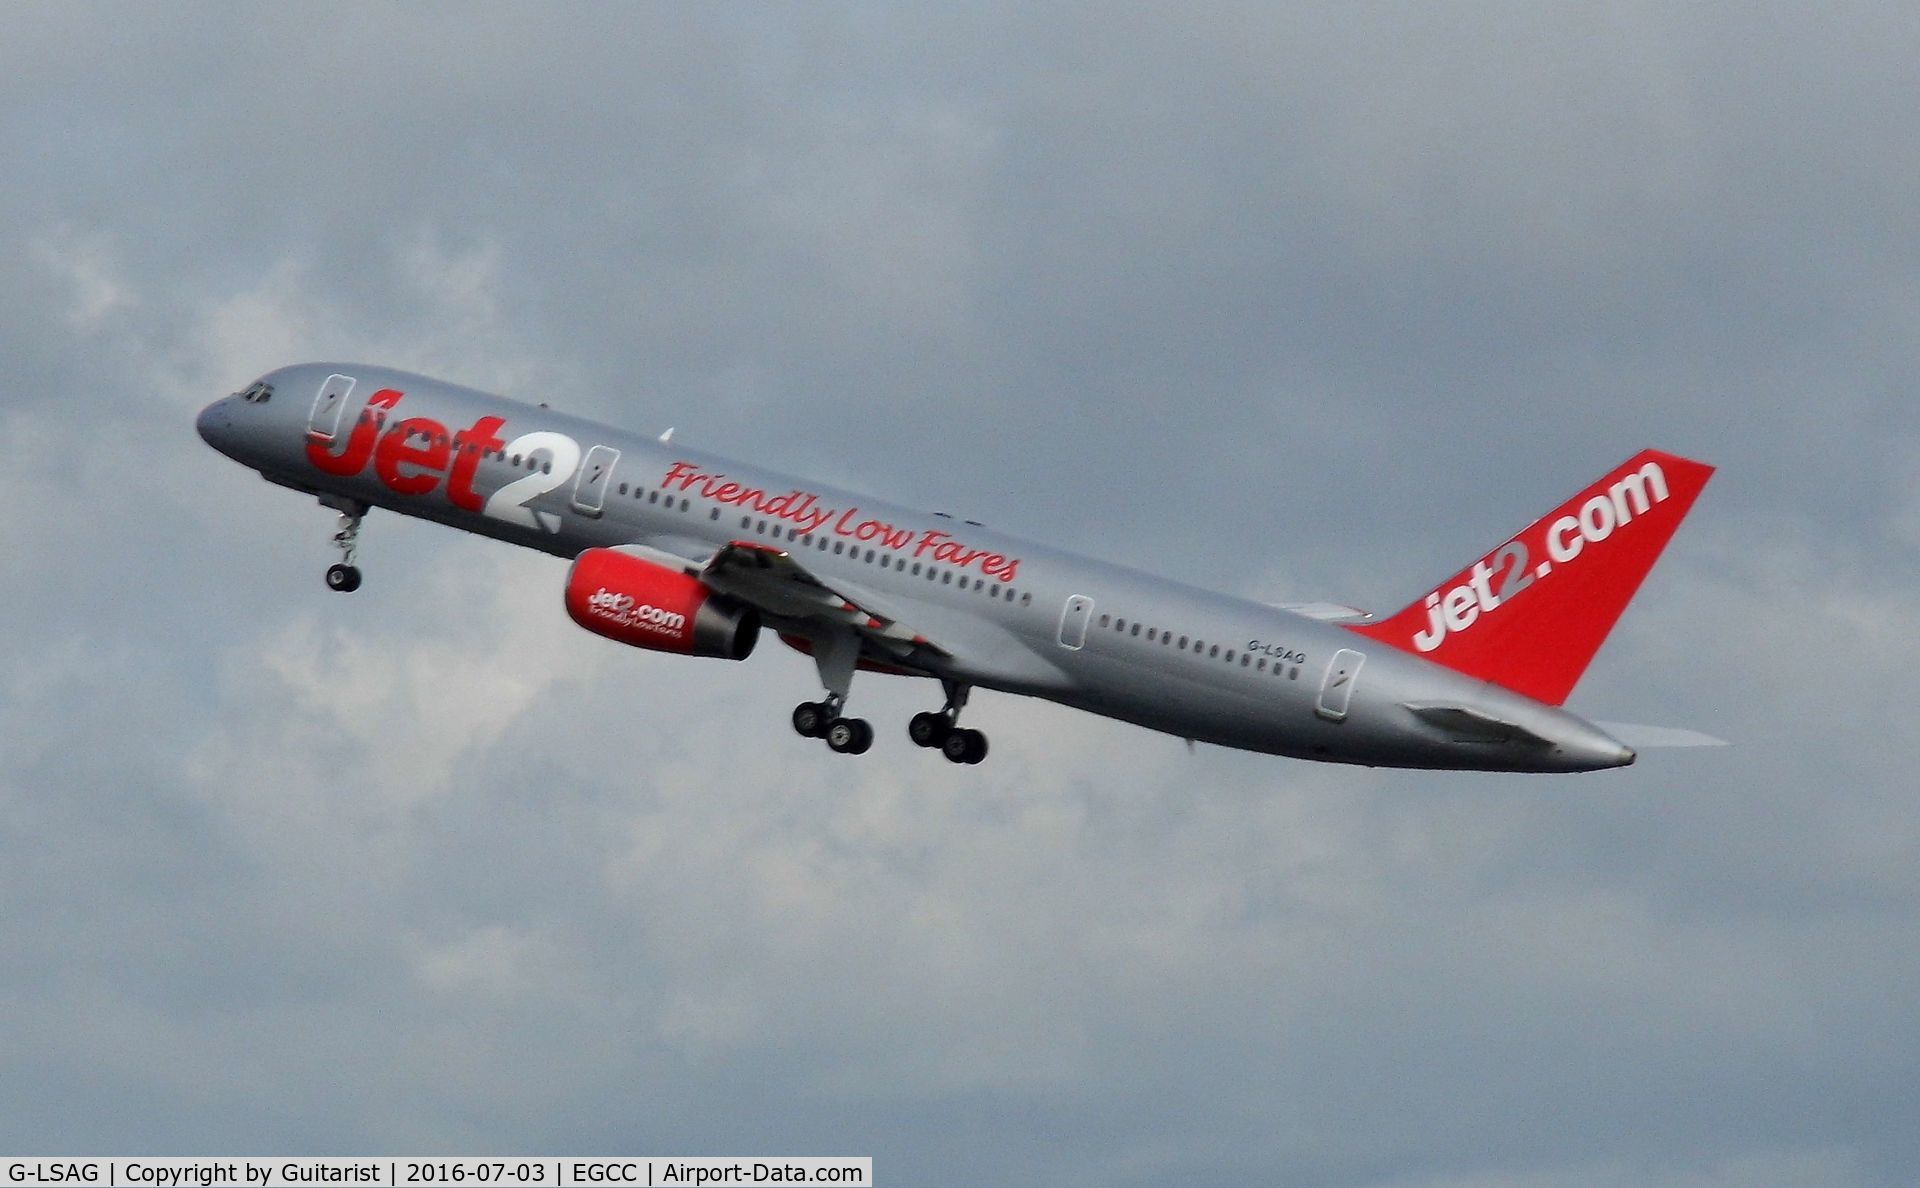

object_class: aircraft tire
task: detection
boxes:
[326,564,362,593]
[792,701,830,738]
[963,729,988,764]
[942,728,988,765]
[908,712,951,748]
[827,717,871,755]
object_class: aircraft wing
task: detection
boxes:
[609,536,1066,688]
[698,540,948,657]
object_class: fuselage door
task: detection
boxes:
[1316,648,1365,721]
[571,444,620,517]
[306,373,357,443]
[1057,594,1095,650]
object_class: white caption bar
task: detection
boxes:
[4,1161,871,1188]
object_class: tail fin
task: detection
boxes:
[1349,449,1713,705]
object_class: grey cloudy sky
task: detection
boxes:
[4,4,1918,1184]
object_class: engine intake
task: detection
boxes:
[565,548,759,660]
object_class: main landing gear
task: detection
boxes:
[792,627,876,756]
[791,692,987,763]
[790,632,989,763]
[791,696,874,755]
[908,678,988,765]
[322,497,367,593]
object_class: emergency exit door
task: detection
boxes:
[306,373,356,443]
[1316,649,1365,722]
[1057,595,1095,650]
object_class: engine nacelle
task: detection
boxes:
[565,548,760,660]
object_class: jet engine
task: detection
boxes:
[564,548,760,660]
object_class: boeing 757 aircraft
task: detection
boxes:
[198,364,1713,771]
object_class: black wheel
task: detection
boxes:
[942,728,987,765]
[827,717,868,754]
[962,729,988,764]
[326,564,362,593]
[792,701,829,738]
[908,712,951,748]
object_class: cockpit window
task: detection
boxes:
[237,381,275,404]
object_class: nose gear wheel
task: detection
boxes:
[321,497,368,594]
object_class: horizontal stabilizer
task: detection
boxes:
[1271,601,1376,624]
[1593,721,1728,748]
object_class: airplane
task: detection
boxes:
[197,363,1715,772]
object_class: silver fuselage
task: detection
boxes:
[198,363,1634,772]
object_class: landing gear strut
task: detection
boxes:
[909,679,988,765]
[792,628,874,756]
[322,497,366,593]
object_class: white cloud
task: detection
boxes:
[29,225,139,329]
[5,5,1920,1183]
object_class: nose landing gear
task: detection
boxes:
[321,496,367,593]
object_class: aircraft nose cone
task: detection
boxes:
[196,398,234,452]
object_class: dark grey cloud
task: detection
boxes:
[4,4,1919,1185]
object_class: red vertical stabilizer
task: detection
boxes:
[1349,449,1714,706]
